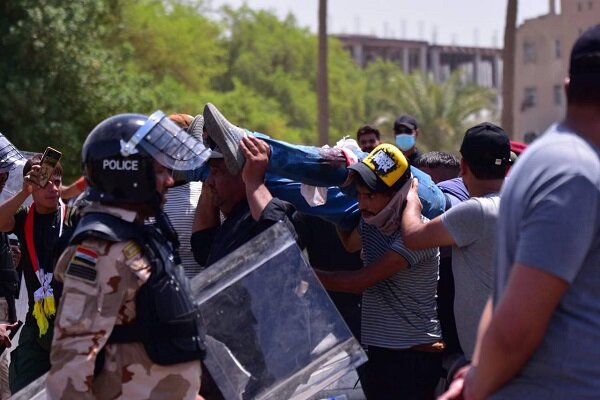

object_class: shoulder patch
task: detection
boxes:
[122,241,142,260]
[65,246,98,283]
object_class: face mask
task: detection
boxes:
[395,134,415,151]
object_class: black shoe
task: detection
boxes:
[203,103,247,175]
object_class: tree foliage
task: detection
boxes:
[0,0,496,180]
[0,0,150,178]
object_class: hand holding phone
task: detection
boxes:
[38,147,62,188]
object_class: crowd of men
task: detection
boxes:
[0,23,596,400]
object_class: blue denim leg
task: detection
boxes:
[409,166,447,219]
[265,174,360,231]
[259,134,349,186]
[262,134,446,220]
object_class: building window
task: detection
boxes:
[589,0,593,9]
[523,40,536,63]
[522,87,537,111]
[554,84,562,105]
[578,2,583,11]
[555,40,561,59]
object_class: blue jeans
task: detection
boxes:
[194,133,446,230]
[262,134,446,229]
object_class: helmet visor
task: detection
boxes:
[121,111,211,172]
[0,134,25,174]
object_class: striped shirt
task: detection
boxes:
[164,181,203,278]
[360,220,441,349]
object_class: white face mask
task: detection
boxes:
[395,134,416,151]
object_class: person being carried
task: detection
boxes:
[199,103,447,231]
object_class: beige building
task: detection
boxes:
[513,0,600,142]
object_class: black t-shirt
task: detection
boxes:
[12,206,63,309]
[191,198,297,267]
[407,148,422,165]
[293,213,363,340]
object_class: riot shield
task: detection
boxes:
[12,222,366,400]
[190,222,367,400]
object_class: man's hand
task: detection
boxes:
[405,177,423,212]
[240,136,269,187]
[10,244,20,268]
[23,164,42,194]
[438,364,472,400]
[0,322,19,348]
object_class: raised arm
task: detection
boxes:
[401,178,455,250]
[240,136,273,221]
[316,249,409,294]
[0,165,42,232]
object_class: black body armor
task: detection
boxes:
[70,211,205,366]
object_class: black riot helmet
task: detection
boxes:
[82,111,211,206]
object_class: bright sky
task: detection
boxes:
[207,0,554,47]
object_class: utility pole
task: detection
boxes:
[502,0,517,138]
[317,0,329,146]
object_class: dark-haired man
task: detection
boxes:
[356,125,381,152]
[441,24,600,400]
[316,144,442,400]
[0,153,65,392]
[393,114,421,164]
[402,123,511,366]
[414,151,460,184]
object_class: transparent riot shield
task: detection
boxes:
[11,222,366,400]
[190,222,367,400]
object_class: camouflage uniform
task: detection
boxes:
[46,206,201,400]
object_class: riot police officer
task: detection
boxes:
[46,112,210,399]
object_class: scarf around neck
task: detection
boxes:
[363,177,412,236]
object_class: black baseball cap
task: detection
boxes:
[569,24,600,82]
[460,123,511,167]
[393,115,417,133]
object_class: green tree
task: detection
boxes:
[0,0,149,179]
[116,0,225,114]
[213,6,364,144]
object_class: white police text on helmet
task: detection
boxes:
[103,159,139,171]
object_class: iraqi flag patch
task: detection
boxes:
[66,246,98,283]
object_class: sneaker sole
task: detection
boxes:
[203,103,245,175]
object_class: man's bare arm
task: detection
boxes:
[402,178,455,250]
[316,249,409,294]
[240,137,272,221]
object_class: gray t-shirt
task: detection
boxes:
[441,195,498,360]
[491,124,600,399]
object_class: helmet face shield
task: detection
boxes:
[121,111,211,172]
[0,134,24,174]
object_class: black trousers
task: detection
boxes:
[361,345,442,400]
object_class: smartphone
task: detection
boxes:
[38,147,62,188]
